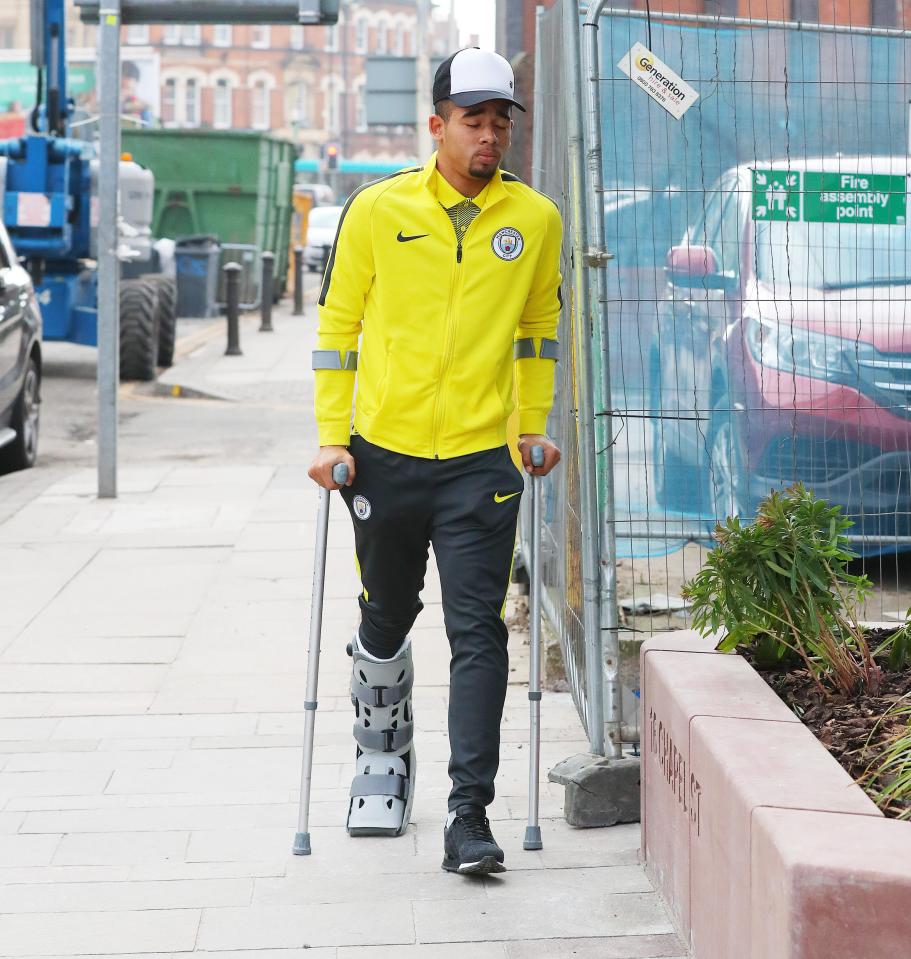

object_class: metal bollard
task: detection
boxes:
[259,252,275,333]
[293,245,305,316]
[224,261,243,356]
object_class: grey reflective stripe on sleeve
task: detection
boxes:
[353,722,414,753]
[312,349,358,371]
[349,773,408,799]
[514,338,537,359]
[540,338,560,361]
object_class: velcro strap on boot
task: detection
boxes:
[353,721,414,753]
[351,673,414,708]
[349,773,408,800]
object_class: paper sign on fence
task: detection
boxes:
[618,42,699,120]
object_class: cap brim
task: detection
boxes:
[448,91,526,112]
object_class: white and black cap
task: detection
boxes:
[433,48,525,112]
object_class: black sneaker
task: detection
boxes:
[442,804,506,875]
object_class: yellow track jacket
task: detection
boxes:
[313,154,563,460]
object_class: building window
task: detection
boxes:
[356,88,367,132]
[163,24,180,45]
[871,0,898,25]
[252,81,271,129]
[291,83,311,129]
[325,24,339,52]
[213,24,232,47]
[251,25,271,49]
[185,78,199,127]
[290,25,304,49]
[126,24,149,44]
[326,81,343,132]
[355,18,367,54]
[213,79,232,129]
[393,24,405,56]
[181,25,201,45]
[162,77,177,124]
[376,24,387,55]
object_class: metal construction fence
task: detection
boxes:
[521,0,911,757]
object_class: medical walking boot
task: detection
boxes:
[442,804,506,875]
[345,632,416,837]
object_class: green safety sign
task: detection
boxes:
[804,172,906,224]
[752,169,908,225]
[752,169,800,221]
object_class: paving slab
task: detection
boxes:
[0,299,681,959]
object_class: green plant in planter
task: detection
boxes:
[681,484,881,698]
[865,697,911,820]
[875,620,911,671]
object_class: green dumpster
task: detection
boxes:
[121,129,296,296]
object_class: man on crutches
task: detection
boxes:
[307,48,562,876]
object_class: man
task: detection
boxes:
[308,48,562,876]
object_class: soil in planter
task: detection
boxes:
[749,632,911,820]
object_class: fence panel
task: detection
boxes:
[528,2,911,756]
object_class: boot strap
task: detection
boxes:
[353,721,414,753]
[349,772,408,800]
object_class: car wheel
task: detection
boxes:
[0,355,40,473]
[148,275,177,368]
[709,407,749,522]
[119,278,160,381]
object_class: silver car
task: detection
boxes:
[0,220,42,473]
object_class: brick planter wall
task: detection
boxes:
[640,631,911,959]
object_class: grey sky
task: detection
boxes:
[449,0,496,49]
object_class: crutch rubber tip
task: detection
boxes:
[523,826,543,851]
[292,832,312,856]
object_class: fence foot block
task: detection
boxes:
[549,753,640,827]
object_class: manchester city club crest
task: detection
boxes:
[491,227,524,261]
[353,494,372,521]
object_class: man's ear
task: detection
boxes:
[429,113,445,143]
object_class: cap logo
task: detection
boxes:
[492,227,524,261]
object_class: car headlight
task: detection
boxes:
[745,316,864,380]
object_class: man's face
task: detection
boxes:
[431,100,513,180]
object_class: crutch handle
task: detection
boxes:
[332,463,349,486]
[530,445,545,468]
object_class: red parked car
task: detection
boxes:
[651,156,911,545]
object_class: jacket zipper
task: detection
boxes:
[431,206,480,457]
[430,249,461,458]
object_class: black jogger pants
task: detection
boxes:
[340,434,524,811]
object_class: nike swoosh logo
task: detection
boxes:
[397,231,429,242]
[494,491,522,504]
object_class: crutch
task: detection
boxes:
[524,444,546,852]
[293,462,349,856]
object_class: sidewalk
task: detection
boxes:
[0,300,684,958]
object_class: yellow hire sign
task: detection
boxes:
[618,42,700,121]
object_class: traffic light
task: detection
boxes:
[326,144,339,171]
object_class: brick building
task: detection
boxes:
[0,0,458,166]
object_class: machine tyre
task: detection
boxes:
[0,355,40,473]
[147,275,178,368]
[119,277,160,381]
